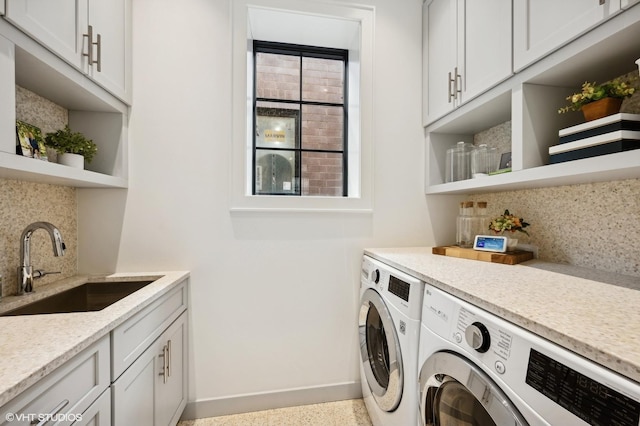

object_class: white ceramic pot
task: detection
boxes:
[58,152,85,169]
[637,58,640,75]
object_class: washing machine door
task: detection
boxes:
[358,288,403,412]
[419,352,528,426]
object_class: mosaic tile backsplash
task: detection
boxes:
[0,179,77,297]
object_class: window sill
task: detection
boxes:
[229,195,373,214]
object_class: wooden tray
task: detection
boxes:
[432,246,533,265]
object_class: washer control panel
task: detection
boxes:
[423,284,514,375]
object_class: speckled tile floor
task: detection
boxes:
[178,399,372,426]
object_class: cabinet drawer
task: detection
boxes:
[0,335,110,426]
[76,388,110,426]
[111,279,188,380]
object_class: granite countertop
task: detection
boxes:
[364,247,640,384]
[0,271,189,407]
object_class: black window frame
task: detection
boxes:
[252,40,349,196]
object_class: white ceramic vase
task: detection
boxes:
[58,152,85,169]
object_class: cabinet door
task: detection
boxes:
[112,312,188,426]
[4,0,87,68]
[423,0,457,125]
[621,0,640,8]
[86,0,131,103]
[76,389,111,426]
[156,313,188,426]
[111,347,155,426]
[458,0,512,103]
[514,0,621,71]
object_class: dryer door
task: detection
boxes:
[358,288,403,412]
[418,352,528,426]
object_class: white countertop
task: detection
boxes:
[0,271,189,407]
[364,247,640,384]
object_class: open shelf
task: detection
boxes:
[0,18,128,188]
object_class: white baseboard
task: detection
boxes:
[181,381,362,420]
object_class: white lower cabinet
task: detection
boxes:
[0,280,188,426]
[112,312,188,426]
[0,336,110,426]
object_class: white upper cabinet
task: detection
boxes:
[622,0,640,8]
[86,0,131,103]
[513,0,622,71]
[4,0,131,103]
[423,0,512,126]
[4,0,86,69]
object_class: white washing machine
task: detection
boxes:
[417,283,640,425]
[358,255,424,426]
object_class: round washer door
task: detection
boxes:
[418,352,528,426]
[358,288,403,412]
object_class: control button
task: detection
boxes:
[372,269,380,284]
[453,332,462,343]
[465,322,491,353]
[495,361,506,375]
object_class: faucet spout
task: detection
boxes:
[18,222,66,294]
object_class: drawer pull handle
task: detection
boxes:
[31,399,69,425]
[159,341,171,383]
[167,339,172,378]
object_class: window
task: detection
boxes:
[253,41,348,197]
[231,0,374,212]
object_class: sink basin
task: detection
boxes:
[0,280,154,316]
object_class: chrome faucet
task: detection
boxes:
[18,222,66,294]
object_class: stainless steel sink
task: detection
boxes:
[0,280,155,316]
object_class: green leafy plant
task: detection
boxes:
[489,209,530,236]
[558,78,636,114]
[44,125,97,163]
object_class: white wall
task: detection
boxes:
[78,0,457,417]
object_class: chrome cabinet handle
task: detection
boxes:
[159,344,168,383]
[167,339,172,378]
[95,33,102,72]
[83,25,102,72]
[455,67,462,99]
[82,25,94,65]
[448,71,455,103]
[31,399,69,425]
[599,0,605,5]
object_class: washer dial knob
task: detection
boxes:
[465,322,491,353]
[372,269,380,284]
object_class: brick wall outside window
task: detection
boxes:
[255,48,345,196]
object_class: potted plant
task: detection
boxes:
[558,77,636,121]
[488,209,530,250]
[44,125,97,169]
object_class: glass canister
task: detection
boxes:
[471,145,499,177]
[474,201,490,241]
[456,201,475,248]
[446,141,474,182]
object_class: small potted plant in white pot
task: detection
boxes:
[44,125,97,169]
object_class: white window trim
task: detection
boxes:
[230,0,374,213]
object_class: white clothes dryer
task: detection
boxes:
[417,283,640,426]
[359,255,424,426]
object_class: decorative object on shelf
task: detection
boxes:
[15,120,48,161]
[550,113,640,164]
[636,58,639,75]
[489,151,512,175]
[558,78,636,121]
[488,209,530,250]
[44,125,97,169]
